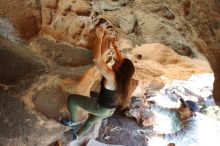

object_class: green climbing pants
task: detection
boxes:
[67,94,115,136]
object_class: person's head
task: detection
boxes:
[178,98,199,116]
[114,58,135,109]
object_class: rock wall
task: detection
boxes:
[0,0,219,145]
[0,34,96,146]
[0,0,41,40]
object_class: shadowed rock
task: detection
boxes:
[0,92,67,146]
[0,36,44,85]
[30,36,93,68]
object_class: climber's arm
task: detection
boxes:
[93,27,114,82]
[112,38,124,61]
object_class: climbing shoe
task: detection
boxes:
[60,119,77,127]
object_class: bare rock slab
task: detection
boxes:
[86,139,124,146]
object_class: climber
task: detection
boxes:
[147,97,200,146]
[62,25,135,140]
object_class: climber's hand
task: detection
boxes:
[101,30,115,53]
[112,37,118,49]
[96,26,106,39]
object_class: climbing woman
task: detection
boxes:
[63,26,135,140]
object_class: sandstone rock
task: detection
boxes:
[86,139,124,146]
[183,0,191,16]
[0,36,44,85]
[42,0,58,9]
[41,0,96,49]
[182,0,220,104]
[96,110,152,146]
[162,9,175,20]
[1,0,220,145]
[71,0,92,16]
[41,8,53,25]
[0,32,100,145]
[171,43,195,58]
[93,0,124,11]
[131,43,211,81]
[126,97,156,127]
[0,17,21,42]
[118,9,136,34]
[0,0,41,39]
[0,92,68,146]
[30,36,93,67]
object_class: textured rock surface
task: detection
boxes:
[86,139,124,146]
[0,0,220,145]
[96,109,151,146]
[126,97,156,127]
[0,34,97,145]
[0,0,41,40]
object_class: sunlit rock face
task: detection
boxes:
[0,0,219,145]
[40,0,96,49]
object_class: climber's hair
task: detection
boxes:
[114,58,135,109]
